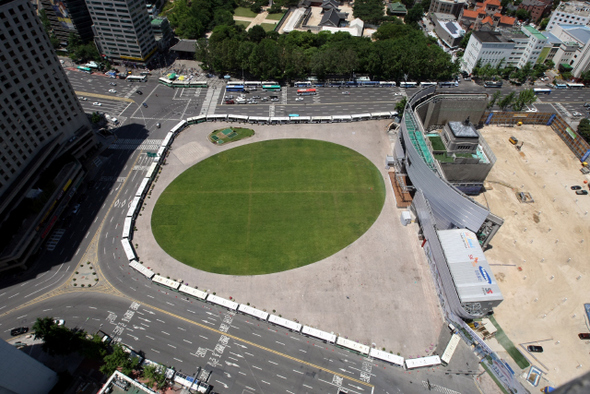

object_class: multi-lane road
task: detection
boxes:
[3,70,590,393]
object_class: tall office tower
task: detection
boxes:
[86,0,158,65]
[0,0,97,273]
[39,0,94,46]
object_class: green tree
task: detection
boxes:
[552,0,561,10]
[353,0,386,25]
[459,32,472,49]
[405,4,424,27]
[578,118,590,142]
[544,59,555,69]
[488,90,502,109]
[515,8,530,21]
[32,317,55,340]
[498,92,516,110]
[248,25,267,43]
[421,0,432,11]
[100,344,139,377]
[396,97,408,113]
[539,17,550,30]
[142,365,168,390]
[513,89,536,111]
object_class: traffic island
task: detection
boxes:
[208,127,254,145]
[71,261,99,288]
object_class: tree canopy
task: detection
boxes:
[196,22,459,81]
[164,0,237,39]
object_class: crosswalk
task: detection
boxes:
[46,229,66,251]
[109,139,163,151]
[422,380,462,394]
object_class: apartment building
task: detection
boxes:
[550,24,590,77]
[38,0,93,46]
[429,0,468,19]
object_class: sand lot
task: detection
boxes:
[134,121,443,357]
[474,124,590,387]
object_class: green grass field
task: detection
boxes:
[234,20,251,29]
[152,139,385,275]
[265,12,285,20]
[234,7,257,17]
[260,23,277,32]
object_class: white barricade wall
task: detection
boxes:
[145,162,158,179]
[301,326,336,343]
[238,304,269,320]
[369,348,404,366]
[152,275,181,290]
[122,217,132,239]
[136,178,149,197]
[129,261,155,279]
[336,337,370,355]
[268,315,301,331]
[121,239,136,261]
[126,196,141,218]
[207,295,238,310]
[178,285,208,300]
[405,355,441,369]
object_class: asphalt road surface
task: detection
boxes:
[4,70,590,393]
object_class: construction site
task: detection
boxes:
[472,122,590,388]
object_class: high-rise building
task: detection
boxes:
[39,0,94,46]
[0,0,97,273]
[86,0,158,65]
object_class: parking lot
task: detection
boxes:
[473,124,590,387]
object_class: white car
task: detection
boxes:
[108,89,117,93]
[79,97,88,101]
[573,111,583,117]
[295,97,303,101]
[110,82,117,86]
[53,319,65,326]
[92,102,101,106]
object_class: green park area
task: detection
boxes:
[208,126,255,144]
[260,23,276,32]
[234,7,257,17]
[152,139,385,275]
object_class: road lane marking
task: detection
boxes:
[276,341,285,345]
[162,331,170,335]
[146,336,154,340]
[293,370,304,374]
[168,344,176,348]
[269,360,278,365]
[261,380,270,385]
[253,365,262,370]
[151,348,160,353]
[177,326,186,331]
[173,358,183,362]
[199,335,208,340]
[245,352,254,357]
[183,339,192,344]
[277,374,286,379]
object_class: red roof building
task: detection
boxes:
[459,0,516,31]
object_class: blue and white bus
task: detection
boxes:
[420,82,437,87]
[399,81,418,88]
[438,81,458,88]
[533,88,552,95]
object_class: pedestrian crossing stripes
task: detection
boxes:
[46,229,66,251]
[109,139,163,151]
[99,176,127,183]
[422,381,462,394]
[133,165,152,171]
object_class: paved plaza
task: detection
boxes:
[134,120,444,357]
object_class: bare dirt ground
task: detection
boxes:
[134,121,443,357]
[473,124,590,387]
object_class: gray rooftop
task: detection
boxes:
[565,26,590,44]
[437,229,503,304]
[448,121,479,138]
[170,39,197,53]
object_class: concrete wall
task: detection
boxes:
[417,93,489,130]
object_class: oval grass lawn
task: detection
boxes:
[152,139,385,275]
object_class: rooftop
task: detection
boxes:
[449,121,479,138]
[523,24,547,40]
[555,1,590,16]
[559,24,590,44]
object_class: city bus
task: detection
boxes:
[484,81,503,88]
[294,81,312,88]
[379,81,396,87]
[77,66,92,73]
[533,88,552,95]
[297,88,317,96]
[399,82,418,88]
[438,81,458,88]
[262,84,281,92]
[420,82,437,87]
[567,82,585,89]
[226,84,246,92]
[554,82,567,89]
[127,75,147,82]
[158,77,173,87]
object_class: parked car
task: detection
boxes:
[295,97,303,101]
[576,190,588,195]
[92,102,101,106]
[79,96,88,101]
[571,185,582,190]
[585,102,590,108]
[578,333,590,340]
[572,111,583,117]
[136,90,142,95]
[110,82,117,86]
[142,102,148,108]
[54,319,65,326]
[342,91,350,95]
[108,89,117,93]
[527,345,543,353]
[156,123,161,128]
[225,99,235,104]
[11,327,28,336]
[72,204,81,214]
